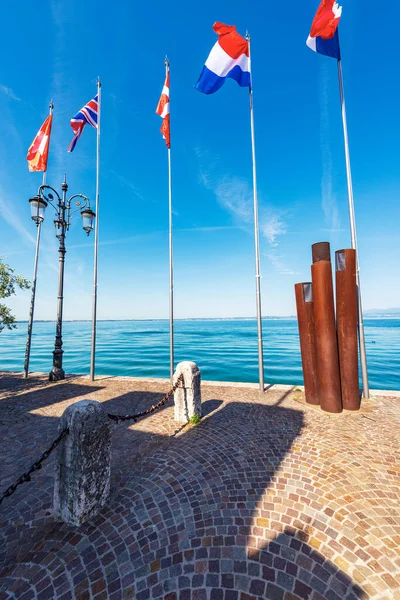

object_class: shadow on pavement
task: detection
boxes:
[0,386,366,599]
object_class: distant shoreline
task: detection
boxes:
[14,314,400,324]
[15,317,298,323]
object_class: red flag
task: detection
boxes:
[309,0,342,40]
[156,68,170,148]
[26,114,53,172]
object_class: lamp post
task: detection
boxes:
[27,175,95,381]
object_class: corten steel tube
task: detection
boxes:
[336,249,360,410]
[312,242,331,263]
[311,242,343,413]
[295,283,319,405]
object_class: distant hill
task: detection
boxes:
[364,308,400,316]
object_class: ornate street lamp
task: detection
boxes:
[29,195,48,224]
[24,175,95,381]
[81,208,96,235]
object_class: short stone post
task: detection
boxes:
[53,400,111,526]
[173,361,202,423]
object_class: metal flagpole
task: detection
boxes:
[23,222,42,378]
[90,78,101,381]
[166,57,174,382]
[246,33,265,393]
[337,59,369,399]
[168,147,174,381]
[23,100,54,378]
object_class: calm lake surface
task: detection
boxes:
[0,318,399,390]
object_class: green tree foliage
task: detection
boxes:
[0,258,30,332]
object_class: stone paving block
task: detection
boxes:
[0,372,399,598]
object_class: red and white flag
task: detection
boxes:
[156,67,170,148]
[26,114,53,172]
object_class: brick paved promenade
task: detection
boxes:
[0,372,399,600]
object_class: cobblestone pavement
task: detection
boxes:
[0,371,399,600]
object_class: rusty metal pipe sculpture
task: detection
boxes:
[336,249,360,410]
[295,282,319,405]
[311,242,343,413]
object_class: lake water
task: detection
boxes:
[0,318,399,390]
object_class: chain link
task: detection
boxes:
[1,377,184,504]
[0,427,69,506]
[108,375,184,424]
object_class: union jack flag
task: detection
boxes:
[68,94,98,152]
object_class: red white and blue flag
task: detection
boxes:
[68,95,98,152]
[195,22,250,95]
[306,0,342,59]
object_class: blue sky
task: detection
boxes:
[1,0,399,321]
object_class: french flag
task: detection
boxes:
[306,0,342,59]
[195,22,250,95]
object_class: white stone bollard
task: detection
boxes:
[53,400,111,526]
[173,361,201,423]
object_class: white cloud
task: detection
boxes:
[0,186,36,246]
[178,225,238,233]
[213,175,253,223]
[76,261,84,277]
[68,231,162,250]
[266,250,300,276]
[201,170,288,248]
[321,227,346,233]
[260,211,287,246]
[0,84,20,101]
[110,170,146,202]
[195,146,292,273]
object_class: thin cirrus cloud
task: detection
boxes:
[110,170,146,203]
[195,146,294,274]
[266,250,300,277]
[0,188,36,247]
[0,185,59,274]
[260,212,287,247]
[0,83,20,102]
[0,104,60,273]
[213,175,288,246]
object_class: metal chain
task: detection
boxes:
[1,377,184,504]
[0,427,69,506]
[108,375,184,424]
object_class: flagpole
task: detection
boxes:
[337,59,369,399]
[90,78,101,381]
[246,32,265,393]
[165,58,174,382]
[23,100,54,379]
[168,146,174,382]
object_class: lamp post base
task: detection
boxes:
[49,367,65,381]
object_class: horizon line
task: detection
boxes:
[15,311,400,324]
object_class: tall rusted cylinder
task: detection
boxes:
[336,249,360,410]
[311,242,343,413]
[295,282,319,405]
